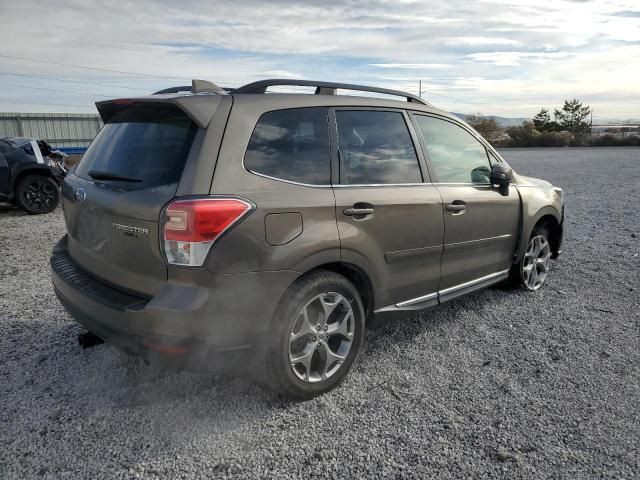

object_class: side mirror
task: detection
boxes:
[490,163,513,186]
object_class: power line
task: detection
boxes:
[0,82,113,98]
[0,98,91,109]
[0,71,151,91]
[421,88,530,116]
[0,53,189,80]
[416,81,531,116]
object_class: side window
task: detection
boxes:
[336,110,422,185]
[244,107,330,185]
[414,115,491,184]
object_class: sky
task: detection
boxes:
[0,0,638,120]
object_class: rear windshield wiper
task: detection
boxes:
[87,170,142,182]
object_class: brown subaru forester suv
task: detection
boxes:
[51,79,564,398]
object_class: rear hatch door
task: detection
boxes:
[62,100,216,297]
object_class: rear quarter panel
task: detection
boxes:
[205,96,341,275]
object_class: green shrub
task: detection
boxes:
[590,135,640,147]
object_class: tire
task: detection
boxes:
[264,271,365,399]
[509,224,552,291]
[15,174,60,214]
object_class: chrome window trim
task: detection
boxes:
[245,170,433,188]
[245,169,332,188]
[433,182,493,187]
[333,182,429,188]
[241,106,332,188]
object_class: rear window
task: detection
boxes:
[244,107,330,185]
[76,104,197,189]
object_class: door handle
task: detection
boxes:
[344,207,375,216]
[445,202,466,213]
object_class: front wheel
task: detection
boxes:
[264,271,365,399]
[510,226,552,291]
[15,174,60,214]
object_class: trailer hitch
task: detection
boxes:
[78,331,105,349]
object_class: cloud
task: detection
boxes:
[611,10,640,18]
[441,37,523,46]
[0,0,638,118]
[263,70,303,79]
[370,63,452,69]
[467,51,573,66]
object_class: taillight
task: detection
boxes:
[162,197,252,266]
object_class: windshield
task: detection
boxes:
[76,104,197,190]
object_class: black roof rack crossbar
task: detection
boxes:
[234,79,430,105]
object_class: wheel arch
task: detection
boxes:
[515,206,563,262]
[279,261,376,326]
[12,165,56,190]
[532,214,563,257]
[313,262,375,324]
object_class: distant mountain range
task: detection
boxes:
[452,113,640,127]
[451,113,529,127]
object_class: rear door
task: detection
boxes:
[332,108,443,311]
[411,114,520,296]
[62,102,207,297]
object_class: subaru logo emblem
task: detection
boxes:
[74,188,86,203]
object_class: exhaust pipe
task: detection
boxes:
[78,331,104,349]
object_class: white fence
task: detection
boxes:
[0,113,102,148]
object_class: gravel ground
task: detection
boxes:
[1,147,639,479]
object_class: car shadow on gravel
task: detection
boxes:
[0,202,27,216]
[3,318,278,420]
[365,283,514,351]
[32,283,517,415]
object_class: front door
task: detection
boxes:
[411,114,520,296]
[332,108,444,311]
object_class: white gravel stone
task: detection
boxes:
[0,147,639,479]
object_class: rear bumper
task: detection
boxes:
[51,236,298,370]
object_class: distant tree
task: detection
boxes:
[554,99,591,139]
[506,120,573,147]
[466,114,502,143]
[591,134,640,147]
[506,121,537,147]
[533,108,559,132]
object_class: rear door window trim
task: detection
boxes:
[242,106,333,187]
[332,106,431,187]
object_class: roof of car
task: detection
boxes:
[96,79,462,127]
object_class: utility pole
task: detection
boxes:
[418,80,422,98]
[590,109,593,140]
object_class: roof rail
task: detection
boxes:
[234,79,430,105]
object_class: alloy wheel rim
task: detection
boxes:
[523,234,551,290]
[289,292,355,383]
[23,179,57,212]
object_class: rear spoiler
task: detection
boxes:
[95,91,225,128]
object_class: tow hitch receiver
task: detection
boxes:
[78,331,105,349]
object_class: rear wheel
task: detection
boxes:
[264,271,365,399]
[510,225,552,291]
[16,174,60,214]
